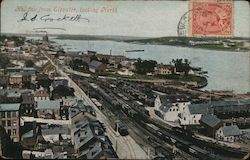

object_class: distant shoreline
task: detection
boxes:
[54,36,249,53]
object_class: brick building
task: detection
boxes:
[0,103,20,142]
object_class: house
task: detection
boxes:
[5,41,16,48]
[89,60,106,73]
[35,100,61,119]
[70,100,96,125]
[216,125,242,142]
[51,77,69,88]
[200,114,222,138]
[154,95,191,122]
[155,64,176,75]
[179,103,210,126]
[117,68,134,76]
[21,91,35,116]
[120,60,136,71]
[22,67,37,84]
[34,87,50,101]
[0,89,22,103]
[0,103,20,142]
[40,124,71,143]
[71,120,117,159]
[9,73,23,87]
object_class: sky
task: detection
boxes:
[1,0,249,37]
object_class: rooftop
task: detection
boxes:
[36,100,61,110]
[221,125,242,136]
[200,114,221,128]
[0,103,20,111]
[89,60,103,69]
[188,103,210,114]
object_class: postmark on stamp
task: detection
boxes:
[177,0,233,37]
[190,0,233,36]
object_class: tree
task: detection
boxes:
[52,85,75,99]
[134,59,157,74]
[0,54,10,69]
[101,58,109,64]
[90,55,98,62]
[172,58,191,75]
[25,60,34,67]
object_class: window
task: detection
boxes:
[169,109,172,111]
[1,112,5,118]
[12,129,16,135]
[12,112,16,117]
[173,109,175,111]
[7,120,11,126]
[8,130,11,136]
[12,120,17,126]
[184,117,186,121]
[2,120,6,127]
[176,109,179,111]
[7,112,11,118]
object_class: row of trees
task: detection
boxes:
[134,59,157,74]
[171,58,191,75]
[134,58,192,75]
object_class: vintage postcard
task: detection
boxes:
[0,0,250,159]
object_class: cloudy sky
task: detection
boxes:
[1,0,249,37]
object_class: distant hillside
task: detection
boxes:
[55,34,150,41]
[124,36,250,52]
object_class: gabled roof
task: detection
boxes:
[221,125,242,136]
[89,61,103,69]
[200,114,221,128]
[0,103,20,111]
[159,104,172,112]
[188,103,210,114]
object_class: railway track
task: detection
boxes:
[72,74,248,160]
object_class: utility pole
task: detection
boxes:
[115,120,119,153]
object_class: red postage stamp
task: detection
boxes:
[189,0,233,36]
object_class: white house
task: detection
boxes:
[117,68,134,76]
[179,103,210,125]
[154,95,212,126]
[154,95,190,122]
[215,125,242,143]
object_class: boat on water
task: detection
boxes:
[125,49,144,52]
